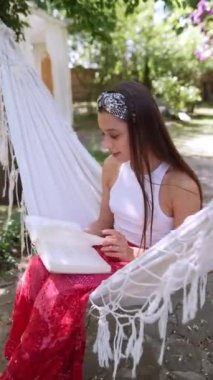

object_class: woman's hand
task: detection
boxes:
[101,229,134,261]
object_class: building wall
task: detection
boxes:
[71,68,101,102]
[71,68,213,103]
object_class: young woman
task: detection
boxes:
[1,81,202,380]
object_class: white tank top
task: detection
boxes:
[109,161,174,247]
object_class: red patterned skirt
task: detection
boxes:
[1,247,126,380]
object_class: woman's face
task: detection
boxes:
[98,112,130,163]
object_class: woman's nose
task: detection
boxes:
[102,135,112,151]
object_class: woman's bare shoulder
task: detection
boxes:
[165,167,200,195]
[102,155,121,188]
[164,168,202,228]
[164,167,201,226]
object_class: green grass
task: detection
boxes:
[168,105,213,157]
[0,206,8,226]
[89,149,108,163]
[0,207,20,227]
[74,112,98,131]
[0,211,21,272]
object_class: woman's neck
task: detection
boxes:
[129,154,162,174]
[143,154,162,174]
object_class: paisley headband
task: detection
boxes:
[97,91,128,121]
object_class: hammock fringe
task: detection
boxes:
[0,76,20,221]
[91,204,213,378]
[93,271,208,378]
[93,313,113,368]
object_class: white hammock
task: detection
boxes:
[90,203,213,377]
[0,22,101,227]
[0,22,212,379]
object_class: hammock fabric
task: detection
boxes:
[0,22,101,227]
[0,22,213,379]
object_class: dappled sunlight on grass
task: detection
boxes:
[194,106,213,117]
[174,135,213,157]
[0,206,8,226]
[189,118,213,127]
[168,106,213,156]
[168,120,213,139]
[0,207,20,230]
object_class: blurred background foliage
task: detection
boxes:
[0,1,212,112]
[0,214,21,272]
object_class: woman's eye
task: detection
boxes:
[110,135,119,139]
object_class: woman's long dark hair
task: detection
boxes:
[108,81,203,249]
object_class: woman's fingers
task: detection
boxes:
[104,251,120,258]
[102,229,123,238]
[102,230,125,247]
[101,229,129,258]
[102,237,119,246]
[101,244,119,252]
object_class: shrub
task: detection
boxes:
[0,218,21,271]
[153,76,202,113]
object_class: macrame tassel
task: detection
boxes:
[7,164,19,222]
[20,197,31,257]
[0,84,10,202]
[131,317,144,378]
[0,79,20,221]
[0,114,9,168]
[0,94,24,252]
[93,313,113,368]
[0,84,9,169]
[112,322,127,379]
[158,300,170,364]
[199,274,207,308]
[125,319,137,361]
[2,168,8,198]
[182,266,199,324]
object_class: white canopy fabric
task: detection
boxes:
[0,21,212,379]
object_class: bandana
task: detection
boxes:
[97,91,128,121]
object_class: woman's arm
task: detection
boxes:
[168,171,201,227]
[85,156,119,236]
